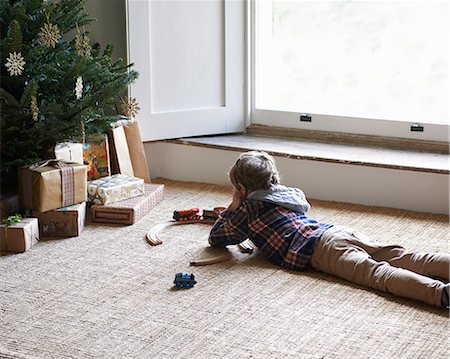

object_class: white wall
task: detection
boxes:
[145,142,449,215]
[85,0,127,63]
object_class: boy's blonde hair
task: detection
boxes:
[229,151,280,192]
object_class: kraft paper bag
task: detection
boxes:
[109,121,151,183]
[123,121,151,183]
[109,125,134,177]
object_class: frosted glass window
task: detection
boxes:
[255,0,448,125]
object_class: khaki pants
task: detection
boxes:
[310,226,449,307]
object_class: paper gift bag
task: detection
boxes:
[0,217,39,253]
[32,202,86,238]
[87,174,145,205]
[54,142,84,164]
[123,121,151,182]
[19,160,87,212]
[91,184,164,225]
[109,121,151,183]
[83,134,111,181]
[109,125,134,177]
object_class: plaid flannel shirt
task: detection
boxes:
[209,200,332,271]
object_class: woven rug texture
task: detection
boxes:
[1,179,449,358]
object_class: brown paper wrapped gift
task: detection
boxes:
[109,121,151,183]
[0,217,39,253]
[91,184,164,225]
[32,202,86,238]
[19,161,87,213]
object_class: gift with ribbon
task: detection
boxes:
[91,184,164,225]
[87,174,144,205]
[18,160,87,212]
[0,216,39,253]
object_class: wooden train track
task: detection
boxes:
[146,219,254,265]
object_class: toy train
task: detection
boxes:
[173,272,197,288]
[173,208,201,221]
[173,207,226,222]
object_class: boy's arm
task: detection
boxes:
[295,188,311,213]
[208,203,249,247]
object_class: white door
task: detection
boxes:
[127,0,245,141]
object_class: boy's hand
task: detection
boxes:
[228,188,243,212]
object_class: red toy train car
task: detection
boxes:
[173,207,226,222]
[173,208,201,221]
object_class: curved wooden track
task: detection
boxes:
[146,219,254,265]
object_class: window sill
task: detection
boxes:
[165,134,449,175]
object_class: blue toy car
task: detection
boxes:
[173,273,197,289]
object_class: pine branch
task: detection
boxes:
[19,79,37,107]
[7,20,23,52]
[0,88,20,108]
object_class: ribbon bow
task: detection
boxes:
[29,159,75,170]
[2,214,23,227]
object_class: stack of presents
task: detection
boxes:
[0,121,164,253]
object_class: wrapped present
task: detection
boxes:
[54,142,84,164]
[91,184,164,225]
[18,160,87,213]
[87,174,145,205]
[32,202,86,238]
[109,121,151,183]
[0,217,39,253]
[83,133,111,181]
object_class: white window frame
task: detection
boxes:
[249,0,449,143]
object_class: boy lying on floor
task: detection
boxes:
[208,151,450,308]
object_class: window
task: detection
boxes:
[252,0,449,141]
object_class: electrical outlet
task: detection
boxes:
[410,124,424,132]
[300,114,312,122]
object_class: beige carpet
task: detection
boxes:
[1,179,449,358]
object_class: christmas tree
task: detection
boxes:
[0,0,139,192]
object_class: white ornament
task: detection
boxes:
[74,76,83,100]
[5,52,25,76]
